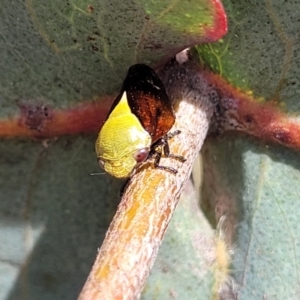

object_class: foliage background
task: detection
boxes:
[1,0,300,299]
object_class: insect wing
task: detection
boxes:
[124,64,175,142]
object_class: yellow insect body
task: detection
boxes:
[96,92,151,178]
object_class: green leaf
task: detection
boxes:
[202,136,300,299]
[0,0,225,116]
[196,0,300,112]
[0,137,123,299]
[195,3,300,297]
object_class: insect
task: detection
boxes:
[95,64,185,178]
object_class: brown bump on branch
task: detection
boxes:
[203,69,300,150]
[78,60,216,300]
[19,103,53,132]
[0,97,112,138]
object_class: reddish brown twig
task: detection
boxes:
[202,69,300,150]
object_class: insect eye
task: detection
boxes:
[133,148,149,163]
[98,158,105,169]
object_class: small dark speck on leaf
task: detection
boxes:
[87,5,94,13]
[91,44,99,52]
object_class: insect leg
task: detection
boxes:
[153,151,178,174]
[149,131,186,174]
[162,135,186,162]
[166,130,181,139]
